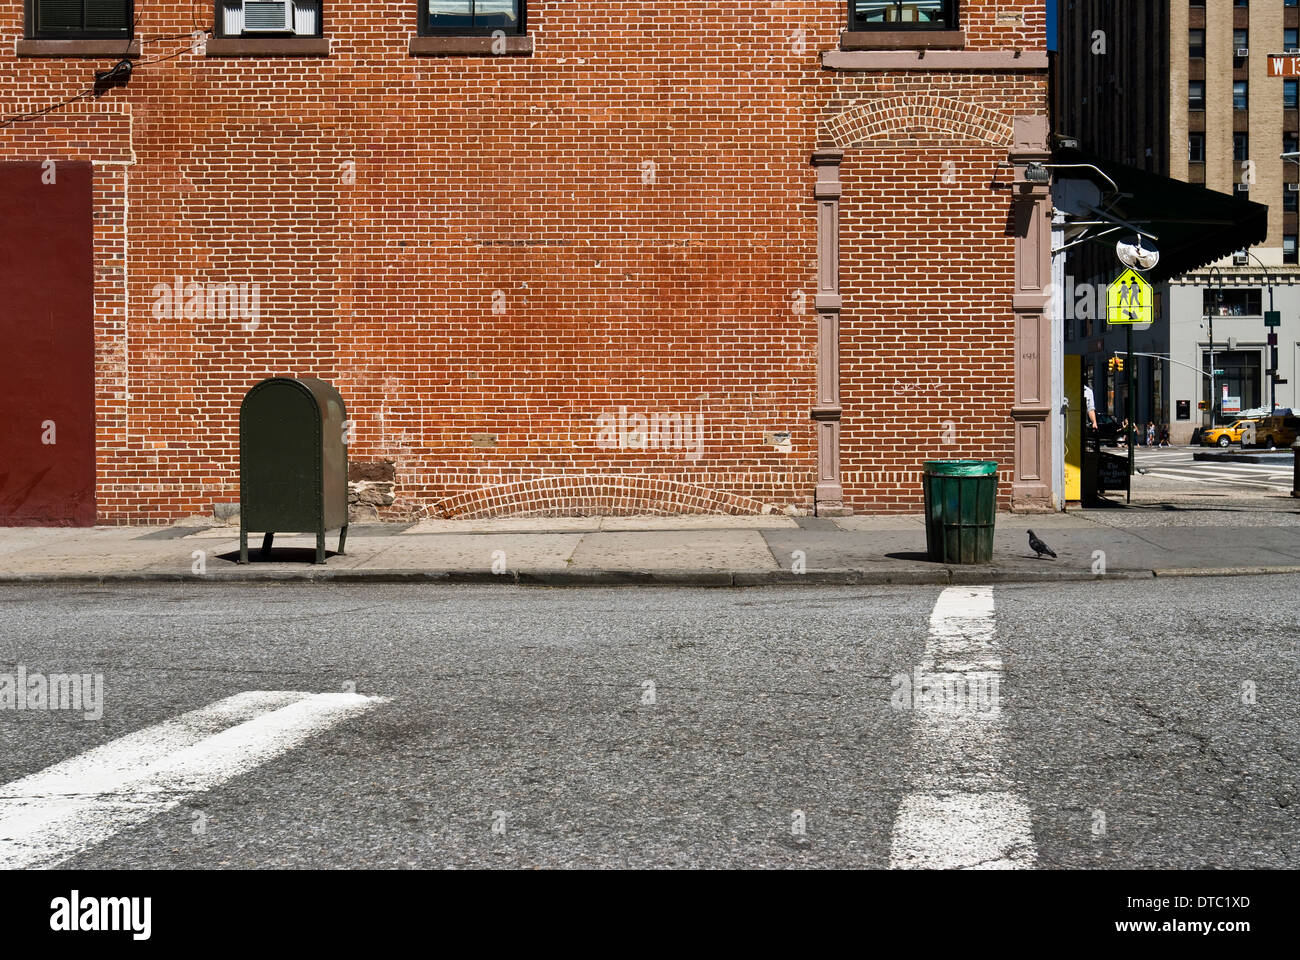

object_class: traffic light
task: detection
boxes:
[1107,357,1115,372]
[1198,401,1208,410]
[1115,356,1124,373]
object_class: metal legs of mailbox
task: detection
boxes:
[238,526,345,564]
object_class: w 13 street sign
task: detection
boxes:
[1107,268,1152,325]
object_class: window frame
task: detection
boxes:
[1189,81,1206,111]
[1188,28,1205,59]
[847,0,959,31]
[418,0,526,37]
[25,0,133,39]
[1233,80,1248,111]
[1286,79,1298,109]
[1189,132,1205,164]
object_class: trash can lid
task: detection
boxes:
[923,459,998,476]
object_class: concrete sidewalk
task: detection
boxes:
[2,490,1298,586]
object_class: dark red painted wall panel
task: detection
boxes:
[0,161,96,526]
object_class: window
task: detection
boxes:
[423,0,524,34]
[1286,28,1298,52]
[1204,288,1263,316]
[1190,81,1205,110]
[1189,28,1204,58]
[1189,132,1205,163]
[1233,81,1248,110]
[848,1,959,30]
[1287,236,1299,265]
[1233,28,1247,52]
[216,0,321,37]
[1287,80,1299,109]
[26,0,131,38]
[1286,133,1298,155]
[1234,133,1249,163]
[1285,188,1298,212]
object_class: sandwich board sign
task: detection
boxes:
[1107,268,1152,325]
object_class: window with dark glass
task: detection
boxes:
[1190,81,1206,110]
[1286,235,1298,265]
[26,0,132,37]
[1203,288,1262,316]
[1286,28,1299,52]
[1233,80,1248,110]
[422,0,524,34]
[1189,132,1205,163]
[1234,133,1249,163]
[848,0,958,30]
[1285,188,1298,212]
[1233,28,1247,53]
[1286,80,1298,109]
[215,0,321,37]
[1285,133,1298,154]
[1189,29,1205,58]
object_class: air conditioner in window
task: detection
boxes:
[241,0,294,32]
[1233,252,1249,265]
[1288,183,1299,192]
[1236,183,1251,192]
[1236,47,1250,57]
[1288,48,1300,54]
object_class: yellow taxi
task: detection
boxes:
[1254,415,1300,448]
[1200,419,1258,447]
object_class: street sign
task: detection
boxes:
[1265,310,1281,327]
[1268,55,1300,76]
[1106,268,1152,324]
[1214,368,1226,376]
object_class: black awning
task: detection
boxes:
[1053,148,1269,283]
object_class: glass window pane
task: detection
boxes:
[1233,81,1247,109]
[1286,80,1298,108]
[428,0,474,28]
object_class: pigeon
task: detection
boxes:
[1027,529,1056,560]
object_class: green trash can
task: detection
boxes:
[922,460,998,564]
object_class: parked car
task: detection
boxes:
[1201,419,1259,447]
[1092,414,1122,447]
[1253,415,1300,449]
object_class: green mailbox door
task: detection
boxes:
[239,377,349,564]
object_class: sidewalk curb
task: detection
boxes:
[2,565,1293,587]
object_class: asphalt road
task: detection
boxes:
[0,579,1296,869]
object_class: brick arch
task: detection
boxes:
[429,475,770,519]
[825,95,1014,149]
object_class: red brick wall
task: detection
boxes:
[0,1,1046,521]
[829,74,1048,512]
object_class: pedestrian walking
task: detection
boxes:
[1146,421,1155,447]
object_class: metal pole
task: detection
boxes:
[1127,323,1135,503]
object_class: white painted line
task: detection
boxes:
[890,792,1035,869]
[0,691,386,869]
[889,586,1037,869]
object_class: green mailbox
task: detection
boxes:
[239,377,349,564]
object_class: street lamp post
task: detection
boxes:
[1241,250,1277,413]
[1205,265,1224,431]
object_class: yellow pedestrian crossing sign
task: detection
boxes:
[1107,268,1152,325]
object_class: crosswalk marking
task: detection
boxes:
[0,690,386,870]
[889,586,1037,869]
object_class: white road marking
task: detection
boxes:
[0,691,386,869]
[889,586,1037,869]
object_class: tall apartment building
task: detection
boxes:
[1057,0,1291,443]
